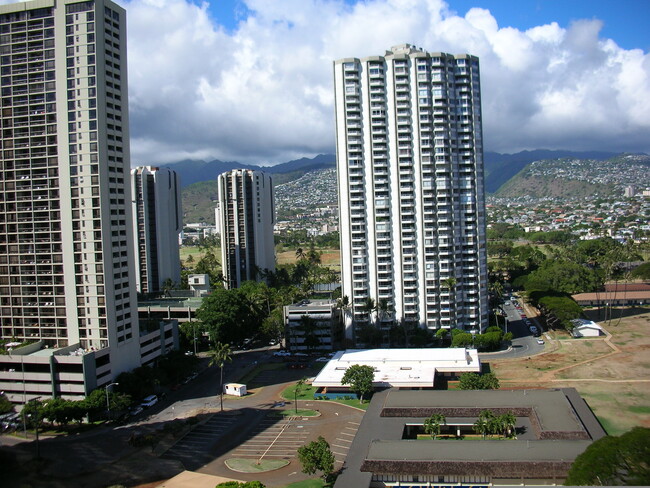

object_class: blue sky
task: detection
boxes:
[207,0,650,52]
[106,0,650,164]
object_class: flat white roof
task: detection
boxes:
[312,348,481,389]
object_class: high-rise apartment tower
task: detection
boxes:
[131,166,182,294]
[0,0,156,403]
[216,169,275,289]
[334,44,489,342]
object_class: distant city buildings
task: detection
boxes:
[216,169,275,289]
[130,166,182,294]
[334,44,489,342]
[0,0,175,406]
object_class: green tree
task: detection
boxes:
[500,412,517,438]
[0,392,12,414]
[297,436,336,479]
[473,410,493,439]
[458,372,499,390]
[525,260,601,294]
[631,261,650,280]
[565,427,650,486]
[208,342,233,412]
[293,378,306,414]
[196,288,257,344]
[424,413,446,440]
[341,364,375,403]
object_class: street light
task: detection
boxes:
[22,395,42,458]
[105,382,119,417]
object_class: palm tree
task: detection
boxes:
[295,247,306,260]
[473,409,495,439]
[424,413,446,440]
[500,412,517,438]
[294,378,306,414]
[208,342,233,412]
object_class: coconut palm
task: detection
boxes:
[500,412,517,438]
[208,342,233,412]
[424,413,446,440]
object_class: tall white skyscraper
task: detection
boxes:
[0,0,164,404]
[216,169,275,289]
[131,166,182,294]
[334,44,489,342]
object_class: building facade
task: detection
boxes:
[216,169,275,289]
[130,166,182,294]
[334,44,489,341]
[284,299,341,353]
[0,0,172,405]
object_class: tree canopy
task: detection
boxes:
[297,436,336,479]
[565,427,650,486]
[458,372,500,390]
[341,364,375,403]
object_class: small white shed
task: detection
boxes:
[223,383,247,397]
[571,319,604,338]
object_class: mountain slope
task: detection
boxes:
[483,150,620,193]
[163,154,336,188]
[495,154,650,199]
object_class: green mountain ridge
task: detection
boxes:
[181,154,650,225]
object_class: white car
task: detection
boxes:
[537,339,545,345]
[140,395,158,408]
[273,350,291,357]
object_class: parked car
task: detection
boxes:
[140,395,158,408]
[129,406,144,416]
[273,350,291,357]
[537,339,545,345]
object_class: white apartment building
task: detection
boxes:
[334,44,489,342]
[0,0,174,405]
[216,169,275,289]
[131,166,182,294]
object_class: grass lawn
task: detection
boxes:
[225,457,289,473]
[282,479,331,488]
[179,245,213,264]
[490,307,650,435]
[281,382,369,410]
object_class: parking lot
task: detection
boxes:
[230,414,310,460]
[163,413,240,470]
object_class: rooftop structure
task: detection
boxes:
[312,348,480,390]
[335,388,607,488]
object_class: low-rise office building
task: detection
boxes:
[284,299,341,353]
[0,320,177,405]
[312,348,481,395]
[335,388,606,487]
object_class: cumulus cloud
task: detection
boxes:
[118,0,650,163]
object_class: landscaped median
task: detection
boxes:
[280,381,369,410]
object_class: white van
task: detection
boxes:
[140,395,158,408]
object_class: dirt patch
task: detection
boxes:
[276,249,340,269]
[490,307,650,436]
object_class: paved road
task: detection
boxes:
[481,298,547,359]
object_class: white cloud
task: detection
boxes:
[119,0,650,164]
